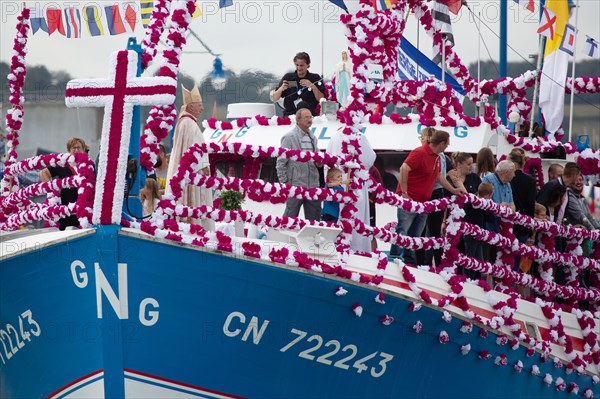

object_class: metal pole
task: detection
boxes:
[416,19,420,80]
[477,11,482,116]
[321,0,325,77]
[568,2,579,142]
[441,36,446,84]
[529,37,545,136]
[125,37,144,218]
[499,0,507,124]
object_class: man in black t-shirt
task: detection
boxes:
[272,52,325,116]
[39,137,87,230]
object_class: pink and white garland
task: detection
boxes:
[566,76,600,95]
[577,148,600,185]
[202,114,294,131]
[0,153,95,230]
[1,8,30,197]
[139,0,197,173]
[140,0,173,70]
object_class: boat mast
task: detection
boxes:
[529,0,547,136]
[568,1,580,142]
[321,0,325,77]
[499,0,507,124]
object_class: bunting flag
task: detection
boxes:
[559,23,577,55]
[63,7,82,38]
[373,0,397,11]
[583,35,599,58]
[141,0,154,28]
[514,0,535,12]
[83,6,105,37]
[105,5,126,35]
[219,0,234,8]
[121,2,138,32]
[431,0,454,65]
[46,8,66,36]
[31,6,49,34]
[447,0,466,15]
[539,0,570,135]
[192,1,203,18]
[537,6,557,39]
[398,37,465,101]
[329,0,349,12]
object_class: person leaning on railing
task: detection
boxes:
[39,137,87,230]
[390,129,465,265]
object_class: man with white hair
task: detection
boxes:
[482,159,516,212]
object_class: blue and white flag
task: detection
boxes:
[583,36,599,58]
[30,6,49,34]
[398,37,465,100]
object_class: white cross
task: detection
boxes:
[66,50,176,225]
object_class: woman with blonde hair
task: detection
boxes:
[140,178,162,218]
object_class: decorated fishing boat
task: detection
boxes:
[2,0,600,398]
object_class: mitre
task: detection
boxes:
[182,83,202,106]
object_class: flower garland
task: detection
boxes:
[1,8,30,198]
[140,0,173,70]
[139,0,196,173]
[524,157,544,191]
[566,76,600,95]
[202,114,295,131]
[0,153,95,230]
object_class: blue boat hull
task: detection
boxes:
[1,228,596,398]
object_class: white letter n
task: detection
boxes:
[95,263,129,319]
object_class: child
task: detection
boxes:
[463,182,494,279]
[519,203,548,273]
[140,178,162,218]
[321,168,347,223]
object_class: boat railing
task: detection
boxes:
[147,140,600,310]
[0,153,95,231]
[3,144,600,312]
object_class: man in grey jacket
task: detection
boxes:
[276,108,322,220]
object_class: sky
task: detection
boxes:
[0,0,599,86]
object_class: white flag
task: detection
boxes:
[583,36,599,58]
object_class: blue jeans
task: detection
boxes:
[390,208,427,265]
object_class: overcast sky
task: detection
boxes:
[1,0,599,85]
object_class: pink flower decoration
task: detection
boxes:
[413,321,423,334]
[494,354,508,366]
[352,303,363,317]
[514,360,523,373]
[439,331,449,344]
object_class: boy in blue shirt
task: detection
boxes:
[321,168,348,223]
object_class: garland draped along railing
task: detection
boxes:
[0,153,95,230]
[1,8,30,197]
[4,0,600,391]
